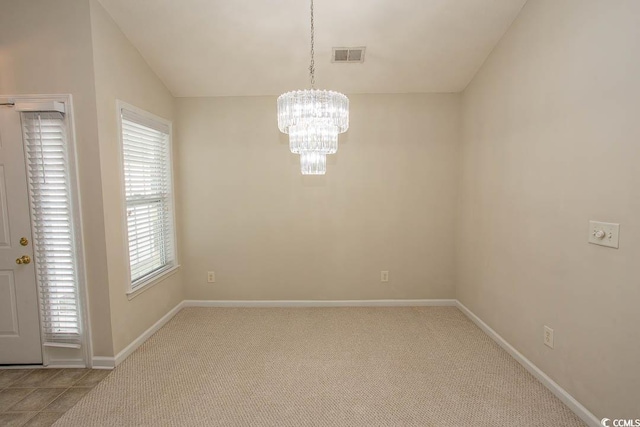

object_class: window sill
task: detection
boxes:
[126,265,181,300]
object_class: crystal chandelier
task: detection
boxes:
[277,0,349,175]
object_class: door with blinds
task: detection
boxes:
[0,100,82,365]
[0,106,42,364]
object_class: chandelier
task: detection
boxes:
[277,0,349,175]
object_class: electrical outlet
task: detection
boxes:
[544,326,554,349]
[207,271,215,283]
[380,271,389,282]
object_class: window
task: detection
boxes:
[119,104,176,292]
[21,111,81,346]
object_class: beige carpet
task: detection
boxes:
[54,307,586,426]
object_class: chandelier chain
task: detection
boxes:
[309,0,315,88]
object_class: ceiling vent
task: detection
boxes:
[332,47,366,63]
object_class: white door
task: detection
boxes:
[0,106,42,364]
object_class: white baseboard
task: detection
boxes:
[455,301,600,427]
[183,299,457,308]
[91,301,185,369]
[91,356,115,370]
[113,301,185,366]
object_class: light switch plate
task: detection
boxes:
[588,221,619,249]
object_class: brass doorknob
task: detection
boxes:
[16,255,31,265]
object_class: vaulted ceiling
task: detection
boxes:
[98,0,527,97]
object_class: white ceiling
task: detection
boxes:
[98,0,527,97]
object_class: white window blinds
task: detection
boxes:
[120,108,175,290]
[21,112,81,345]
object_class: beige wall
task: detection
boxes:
[89,0,184,355]
[176,94,460,301]
[457,0,640,419]
[0,0,114,357]
[0,0,185,358]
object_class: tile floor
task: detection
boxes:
[0,368,110,427]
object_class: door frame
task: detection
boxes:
[0,94,92,368]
